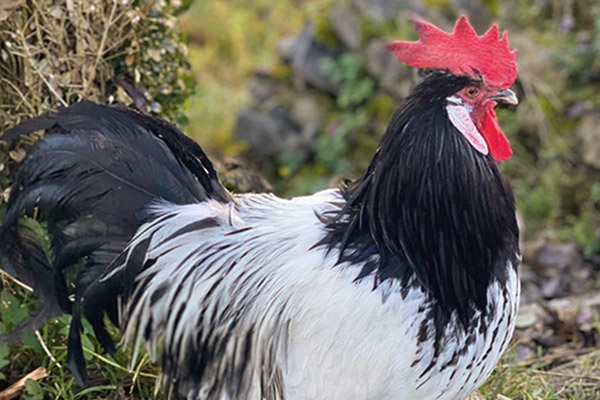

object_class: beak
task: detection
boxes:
[489,89,519,106]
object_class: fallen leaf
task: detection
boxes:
[0,0,24,21]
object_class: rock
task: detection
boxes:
[535,242,582,272]
[278,35,297,63]
[329,4,362,51]
[523,240,593,299]
[291,93,326,149]
[283,22,343,94]
[235,95,324,157]
[515,309,538,329]
[449,0,491,31]
[519,263,544,304]
[216,157,273,193]
[234,106,304,155]
[565,101,587,120]
[248,71,282,104]
[353,0,425,23]
[364,39,413,99]
[576,112,600,169]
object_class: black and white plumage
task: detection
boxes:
[0,22,521,400]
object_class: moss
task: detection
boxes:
[365,92,396,121]
[313,14,340,48]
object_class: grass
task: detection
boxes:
[0,275,160,399]
[480,348,600,399]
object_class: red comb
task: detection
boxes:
[387,16,517,89]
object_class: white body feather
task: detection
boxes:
[113,189,519,400]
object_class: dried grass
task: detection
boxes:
[0,0,193,134]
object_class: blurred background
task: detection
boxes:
[0,0,599,398]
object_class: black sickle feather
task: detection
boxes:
[0,101,229,384]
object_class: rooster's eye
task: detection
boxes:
[465,87,479,98]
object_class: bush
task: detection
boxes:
[0,1,193,397]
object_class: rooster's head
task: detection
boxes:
[387,16,518,161]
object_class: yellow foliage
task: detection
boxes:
[182,0,331,152]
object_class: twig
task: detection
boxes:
[517,348,596,368]
[533,369,600,381]
[0,77,35,114]
[0,269,33,292]
[0,366,47,400]
[82,0,118,97]
[35,330,61,368]
[17,10,67,109]
[21,43,67,107]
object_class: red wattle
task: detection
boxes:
[481,107,512,161]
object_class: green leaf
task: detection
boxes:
[22,332,43,354]
[0,291,29,329]
[0,342,9,373]
[23,379,44,400]
[57,314,72,336]
[73,385,117,399]
[0,342,8,359]
[81,334,95,361]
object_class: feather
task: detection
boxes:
[0,101,229,382]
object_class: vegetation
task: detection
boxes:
[0,0,191,397]
[0,0,599,398]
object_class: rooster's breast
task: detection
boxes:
[281,254,519,400]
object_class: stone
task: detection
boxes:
[291,93,326,149]
[278,35,297,63]
[248,71,282,105]
[523,240,592,299]
[283,22,342,94]
[449,0,491,31]
[565,101,587,120]
[576,112,600,169]
[353,0,425,23]
[519,263,544,304]
[216,157,273,193]
[234,106,304,155]
[329,4,362,51]
[364,39,413,99]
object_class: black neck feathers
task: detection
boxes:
[325,73,519,323]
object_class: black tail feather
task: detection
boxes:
[0,101,230,383]
[68,313,86,386]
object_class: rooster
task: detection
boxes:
[0,16,520,400]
